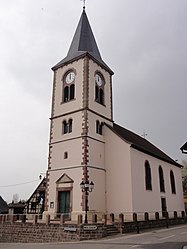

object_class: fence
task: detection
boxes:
[0,210,186,242]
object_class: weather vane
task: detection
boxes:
[81,0,86,9]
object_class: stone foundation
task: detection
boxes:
[0,211,186,243]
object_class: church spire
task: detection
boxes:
[66,8,102,62]
[52,9,113,74]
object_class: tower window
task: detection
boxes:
[145,161,152,191]
[64,152,68,159]
[95,72,105,105]
[62,119,73,134]
[170,170,176,194]
[159,166,165,193]
[62,70,75,103]
[69,119,72,133]
[63,120,68,134]
[70,84,75,100]
[99,89,104,105]
[63,84,75,102]
[64,86,69,102]
[96,121,103,135]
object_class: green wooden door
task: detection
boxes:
[58,191,70,217]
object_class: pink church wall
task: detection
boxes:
[130,148,185,213]
[104,126,133,214]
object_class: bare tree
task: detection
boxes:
[12,193,19,203]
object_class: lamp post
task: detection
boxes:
[80,180,94,224]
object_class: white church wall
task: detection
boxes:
[87,137,106,212]
[49,138,82,170]
[88,137,105,169]
[52,59,84,117]
[51,111,83,143]
[87,111,112,142]
[104,126,133,214]
[47,167,83,218]
[88,60,112,120]
[130,148,185,213]
[88,168,106,213]
[130,149,161,213]
[162,163,184,212]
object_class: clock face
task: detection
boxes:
[65,71,75,84]
[95,74,103,86]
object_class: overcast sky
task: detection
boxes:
[0,0,187,203]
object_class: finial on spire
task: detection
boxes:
[81,0,86,10]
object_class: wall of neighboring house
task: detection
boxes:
[130,147,185,214]
[104,126,133,214]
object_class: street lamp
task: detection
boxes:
[80,180,94,223]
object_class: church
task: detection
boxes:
[44,7,184,220]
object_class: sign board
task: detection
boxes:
[50,202,54,208]
[83,225,98,231]
[64,227,77,232]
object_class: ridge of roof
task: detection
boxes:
[52,9,113,74]
[26,178,46,203]
[180,142,187,154]
[105,123,181,168]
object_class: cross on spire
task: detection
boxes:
[142,130,148,139]
[81,0,86,9]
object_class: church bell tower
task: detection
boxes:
[45,7,114,219]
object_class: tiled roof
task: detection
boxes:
[52,9,113,74]
[106,123,181,167]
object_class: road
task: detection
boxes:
[0,225,187,249]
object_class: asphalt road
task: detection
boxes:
[0,225,187,249]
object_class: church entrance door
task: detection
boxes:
[58,191,70,218]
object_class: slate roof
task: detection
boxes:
[0,196,8,214]
[52,9,113,74]
[106,123,181,168]
[180,142,187,154]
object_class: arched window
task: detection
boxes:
[95,72,105,105]
[63,121,68,134]
[145,161,152,190]
[96,120,100,134]
[96,121,103,135]
[63,119,73,134]
[170,170,176,194]
[62,70,75,103]
[95,85,99,101]
[63,84,75,102]
[68,119,72,133]
[99,122,103,135]
[64,86,69,102]
[99,89,104,105]
[159,166,165,192]
[64,152,68,159]
[70,84,75,100]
